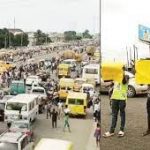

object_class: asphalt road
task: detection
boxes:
[33,109,93,150]
[101,94,150,150]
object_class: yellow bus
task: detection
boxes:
[66,92,87,116]
[34,138,73,150]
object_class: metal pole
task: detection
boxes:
[21,33,23,46]
[136,46,138,60]
[126,46,129,68]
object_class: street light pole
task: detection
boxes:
[21,33,23,46]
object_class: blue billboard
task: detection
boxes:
[138,25,150,42]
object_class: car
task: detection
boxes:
[26,75,41,86]
[30,86,47,100]
[61,59,76,71]
[101,71,148,98]
[73,78,87,92]
[0,132,34,150]
[9,120,33,141]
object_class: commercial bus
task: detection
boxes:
[5,94,39,123]
[82,64,100,85]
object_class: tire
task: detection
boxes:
[128,85,136,98]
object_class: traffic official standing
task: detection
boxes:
[103,75,129,137]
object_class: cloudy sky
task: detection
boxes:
[0,0,99,33]
[102,0,150,62]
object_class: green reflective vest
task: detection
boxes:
[111,82,128,100]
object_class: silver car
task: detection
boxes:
[101,71,148,98]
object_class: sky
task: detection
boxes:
[0,0,99,33]
[102,0,150,63]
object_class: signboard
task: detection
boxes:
[135,59,150,84]
[138,25,150,43]
[101,62,124,83]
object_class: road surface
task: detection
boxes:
[101,94,150,150]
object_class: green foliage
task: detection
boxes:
[82,29,93,39]
[0,28,29,48]
[13,34,29,46]
[34,30,52,45]
[64,31,78,41]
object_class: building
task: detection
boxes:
[48,32,65,42]
[26,32,36,46]
[8,29,24,35]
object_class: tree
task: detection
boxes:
[82,29,93,39]
[64,31,77,41]
[13,33,29,46]
[34,30,52,45]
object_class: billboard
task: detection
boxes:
[138,25,150,43]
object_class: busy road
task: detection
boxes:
[0,43,101,150]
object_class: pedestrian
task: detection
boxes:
[45,102,51,119]
[93,101,100,122]
[103,74,129,137]
[58,100,63,119]
[63,105,71,132]
[143,85,150,136]
[51,108,58,128]
[94,123,101,147]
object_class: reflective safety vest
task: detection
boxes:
[111,82,128,100]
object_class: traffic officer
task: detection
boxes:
[103,74,129,138]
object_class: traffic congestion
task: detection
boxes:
[0,41,101,150]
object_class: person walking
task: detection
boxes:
[63,105,71,132]
[58,100,63,119]
[51,108,58,128]
[103,74,129,137]
[94,123,101,147]
[143,85,150,136]
[45,102,51,119]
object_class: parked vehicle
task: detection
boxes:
[34,138,73,150]
[100,71,148,97]
[0,132,34,150]
[5,94,39,123]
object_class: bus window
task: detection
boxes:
[68,99,76,105]
[76,99,84,105]
[85,69,98,74]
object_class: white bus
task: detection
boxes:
[82,64,100,84]
[5,94,39,123]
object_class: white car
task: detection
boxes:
[81,83,95,98]
[30,86,47,100]
[0,132,34,150]
[126,71,148,97]
[101,71,148,98]
[26,75,41,86]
